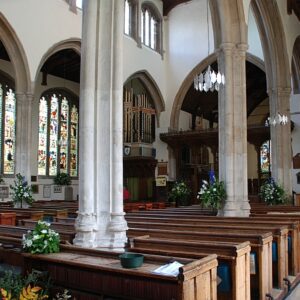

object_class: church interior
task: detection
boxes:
[0,0,300,299]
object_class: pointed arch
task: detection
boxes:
[250,1,291,91]
[292,36,300,94]
[170,52,218,130]
[0,13,31,93]
[34,39,81,83]
[124,70,165,126]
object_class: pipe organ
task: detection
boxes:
[124,88,155,144]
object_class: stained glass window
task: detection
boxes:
[3,88,16,175]
[260,140,271,173]
[38,91,79,177]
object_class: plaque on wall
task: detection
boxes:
[293,153,300,169]
[0,186,9,198]
[53,186,62,193]
[156,176,167,187]
[157,162,168,176]
[43,185,51,198]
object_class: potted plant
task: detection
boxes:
[259,177,288,205]
[10,173,34,208]
[168,180,191,207]
[197,173,226,210]
[52,173,73,200]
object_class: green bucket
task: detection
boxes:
[119,253,144,268]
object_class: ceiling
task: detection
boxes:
[161,0,191,16]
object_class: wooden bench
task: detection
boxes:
[0,208,44,222]
[128,227,274,300]
[130,236,251,300]
[23,244,218,300]
[0,225,75,243]
[126,216,291,289]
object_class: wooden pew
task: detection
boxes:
[125,216,291,289]
[23,244,219,300]
[130,236,251,300]
[0,225,75,243]
[127,227,274,300]
[0,208,44,222]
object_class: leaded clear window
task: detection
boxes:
[141,4,162,53]
[38,91,79,177]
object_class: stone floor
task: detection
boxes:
[285,283,300,299]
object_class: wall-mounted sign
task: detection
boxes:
[156,176,167,187]
[43,185,51,198]
[0,186,9,198]
[124,145,131,156]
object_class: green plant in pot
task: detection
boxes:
[10,173,34,208]
[53,172,71,186]
[168,180,191,207]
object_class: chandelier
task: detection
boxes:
[194,0,225,92]
[265,113,289,126]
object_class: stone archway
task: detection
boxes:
[170,52,218,130]
[292,36,300,95]
[34,39,81,84]
[124,70,165,127]
[0,13,32,179]
[251,0,292,194]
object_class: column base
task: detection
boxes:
[73,212,97,247]
[94,211,128,251]
[218,198,250,217]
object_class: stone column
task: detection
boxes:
[107,0,128,250]
[73,0,98,248]
[218,43,250,217]
[15,92,32,182]
[74,0,127,251]
[268,87,292,195]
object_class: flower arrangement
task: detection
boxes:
[53,173,71,186]
[168,180,191,206]
[197,172,226,209]
[259,177,287,205]
[22,220,60,254]
[10,173,34,208]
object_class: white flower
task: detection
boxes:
[41,229,48,234]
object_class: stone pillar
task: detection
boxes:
[268,88,292,195]
[218,43,250,217]
[15,92,32,182]
[74,0,127,251]
[73,0,98,248]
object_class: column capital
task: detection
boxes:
[219,42,235,53]
[267,87,291,98]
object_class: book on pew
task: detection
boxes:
[152,261,183,276]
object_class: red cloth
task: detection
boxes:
[123,188,130,202]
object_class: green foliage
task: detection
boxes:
[53,173,71,186]
[10,173,34,207]
[22,220,60,254]
[0,270,50,299]
[197,177,226,209]
[259,178,288,205]
[168,180,191,206]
